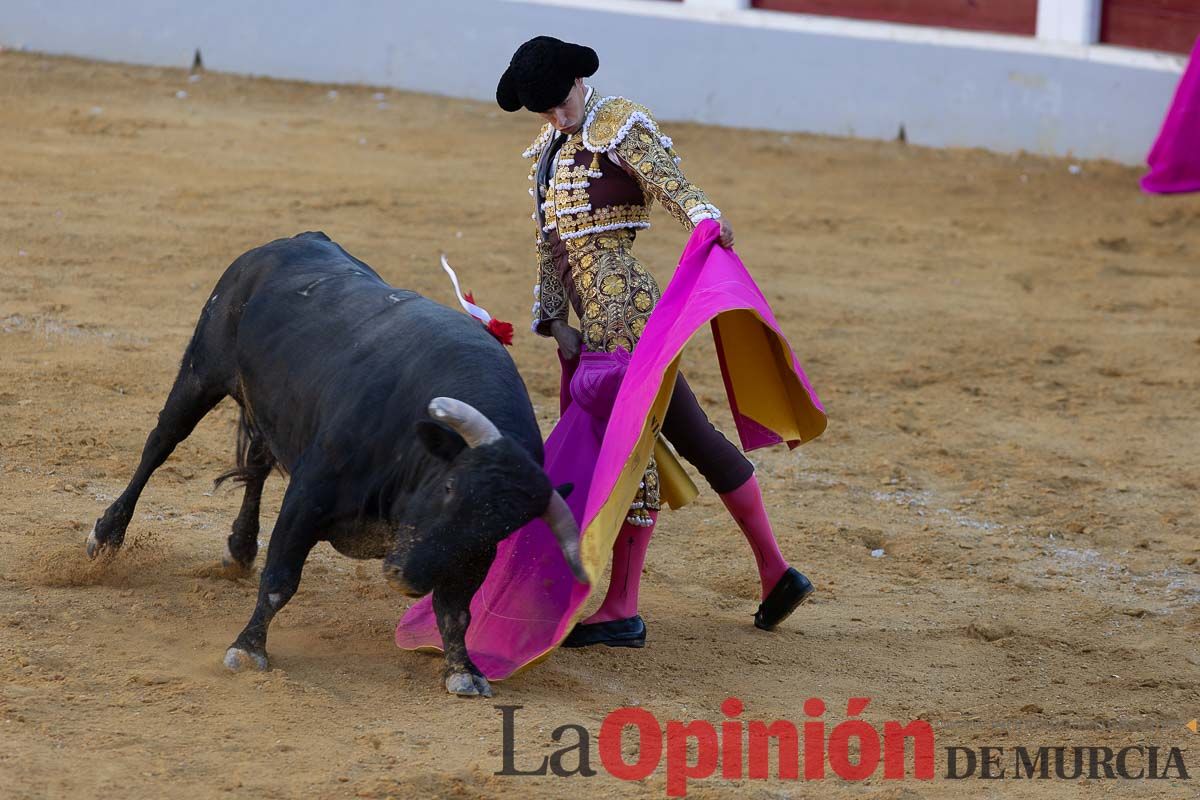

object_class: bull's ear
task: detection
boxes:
[415,420,467,462]
[555,482,574,500]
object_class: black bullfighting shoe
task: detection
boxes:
[562,615,647,648]
[754,568,814,631]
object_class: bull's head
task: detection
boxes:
[382,397,586,597]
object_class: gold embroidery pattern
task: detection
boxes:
[537,137,577,232]
[627,459,659,527]
[556,203,651,240]
[614,123,715,232]
[522,122,555,160]
[568,230,661,352]
[537,98,717,241]
[582,97,657,153]
[532,239,568,334]
[566,230,664,515]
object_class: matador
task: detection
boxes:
[497,36,814,648]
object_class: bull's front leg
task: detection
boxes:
[223,477,327,672]
[432,575,492,698]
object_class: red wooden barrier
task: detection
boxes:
[750,0,1038,35]
[1101,0,1200,54]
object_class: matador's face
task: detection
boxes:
[536,78,586,135]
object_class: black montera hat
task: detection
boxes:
[496,36,598,113]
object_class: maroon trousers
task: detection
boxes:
[661,372,754,495]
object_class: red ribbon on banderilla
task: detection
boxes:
[440,255,514,346]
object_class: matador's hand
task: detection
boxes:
[718,219,735,249]
[550,319,583,361]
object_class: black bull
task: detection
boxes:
[87,232,585,697]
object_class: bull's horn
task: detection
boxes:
[542,490,588,584]
[427,397,502,448]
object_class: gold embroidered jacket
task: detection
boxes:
[525,92,722,340]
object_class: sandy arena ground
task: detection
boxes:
[1,52,1198,799]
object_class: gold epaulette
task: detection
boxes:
[581,96,670,154]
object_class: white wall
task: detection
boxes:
[0,0,1187,163]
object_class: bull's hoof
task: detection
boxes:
[445,671,493,698]
[85,524,117,559]
[223,647,268,672]
[85,525,100,558]
[220,542,255,575]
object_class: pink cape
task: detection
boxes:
[394,220,827,679]
[1142,36,1200,194]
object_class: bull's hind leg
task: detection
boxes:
[224,475,330,672]
[222,431,275,571]
[88,357,224,558]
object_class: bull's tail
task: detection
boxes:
[213,406,280,489]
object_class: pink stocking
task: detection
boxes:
[582,512,657,624]
[720,474,789,598]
